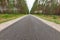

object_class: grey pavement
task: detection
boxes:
[0,15,60,40]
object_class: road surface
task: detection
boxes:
[0,15,60,40]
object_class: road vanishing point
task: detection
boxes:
[0,15,60,40]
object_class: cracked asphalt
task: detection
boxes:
[0,15,60,40]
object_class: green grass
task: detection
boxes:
[0,13,25,23]
[34,14,60,24]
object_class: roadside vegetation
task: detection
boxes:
[0,13,25,23]
[31,0,60,24]
[0,0,28,24]
[34,14,60,24]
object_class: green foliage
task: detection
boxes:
[2,14,9,18]
[31,0,59,15]
[0,0,29,14]
[30,0,38,13]
[52,15,57,19]
[0,13,25,23]
[34,14,60,24]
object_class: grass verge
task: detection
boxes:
[0,13,25,23]
[34,14,60,24]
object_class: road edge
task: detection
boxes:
[0,15,27,31]
[32,15,60,32]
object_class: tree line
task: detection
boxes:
[31,0,60,15]
[0,0,29,14]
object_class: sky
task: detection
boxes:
[26,0,35,12]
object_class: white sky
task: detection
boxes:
[26,0,35,12]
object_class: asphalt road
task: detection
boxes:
[0,15,60,40]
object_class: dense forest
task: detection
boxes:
[31,0,60,15]
[0,0,29,14]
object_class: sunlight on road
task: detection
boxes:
[26,0,35,12]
